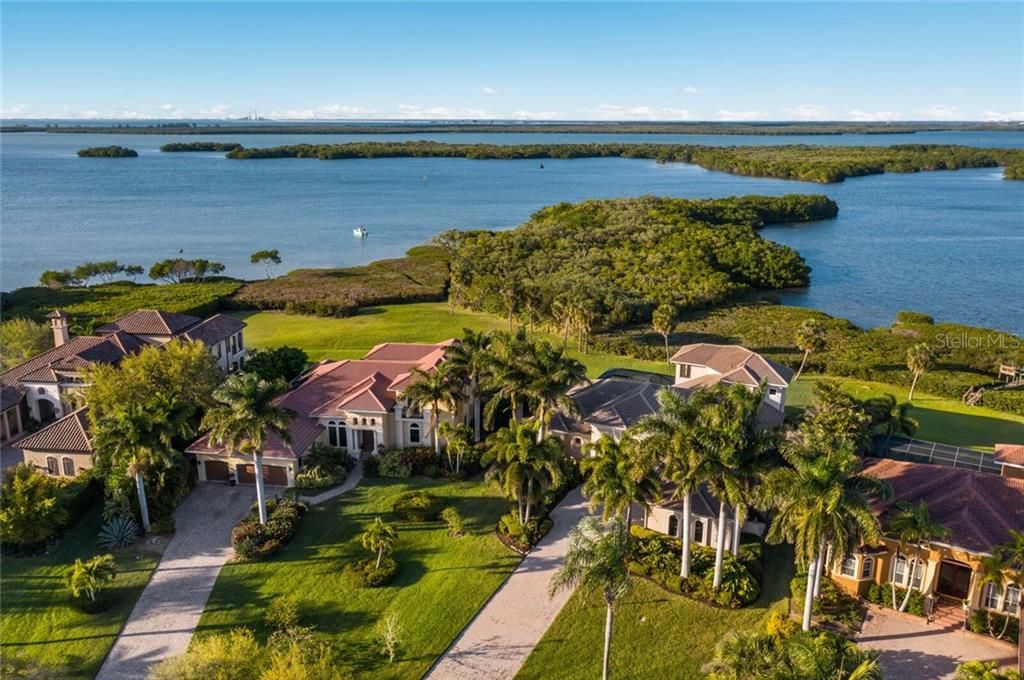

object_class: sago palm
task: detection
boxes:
[202,372,294,525]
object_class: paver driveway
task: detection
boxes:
[857,605,1017,680]
[425,487,592,680]
[95,483,258,680]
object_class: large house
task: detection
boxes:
[1,308,247,475]
[550,344,793,546]
[829,459,1023,626]
[187,340,464,487]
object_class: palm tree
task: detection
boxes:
[702,630,785,680]
[437,421,473,475]
[785,631,884,680]
[202,373,294,525]
[483,329,534,426]
[759,445,891,631]
[991,529,1024,670]
[793,318,827,381]
[484,420,564,525]
[361,516,398,569]
[403,364,462,456]
[64,554,118,603]
[906,342,936,401]
[549,517,632,680]
[978,551,1016,639]
[444,329,493,442]
[525,339,587,441]
[651,303,678,364]
[888,500,950,612]
[632,389,702,578]
[580,434,658,527]
[955,660,1022,680]
[865,394,918,444]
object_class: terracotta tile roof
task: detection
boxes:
[1,333,145,386]
[863,458,1024,555]
[17,408,92,454]
[188,341,453,460]
[994,443,1024,468]
[670,343,793,387]
[96,309,200,337]
[181,314,246,346]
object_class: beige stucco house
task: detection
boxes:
[187,340,465,487]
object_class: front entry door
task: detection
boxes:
[359,430,375,452]
[937,561,972,600]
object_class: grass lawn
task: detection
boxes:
[231,303,672,379]
[0,508,160,679]
[788,376,1024,451]
[516,543,795,679]
[195,476,522,679]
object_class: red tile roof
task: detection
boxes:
[863,458,1024,555]
[994,444,1024,468]
[96,309,200,337]
[17,408,92,454]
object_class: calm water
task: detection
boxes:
[2,131,1022,333]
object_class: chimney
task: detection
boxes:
[46,309,69,347]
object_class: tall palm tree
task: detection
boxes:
[906,342,936,401]
[525,339,587,441]
[978,550,1017,640]
[991,529,1024,670]
[580,434,658,527]
[361,516,398,569]
[549,517,632,680]
[202,373,294,525]
[759,445,891,631]
[888,501,949,612]
[793,318,827,381]
[403,364,462,456]
[632,389,702,578]
[483,328,534,426]
[444,328,493,443]
[484,420,564,524]
[864,394,918,443]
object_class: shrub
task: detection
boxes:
[895,310,935,325]
[865,581,926,616]
[231,497,308,560]
[343,556,398,588]
[363,455,380,478]
[441,506,465,537]
[376,450,412,478]
[65,554,117,610]
[0,464,68,549]
[790,574,863,629]
[968,610,1020,642]
[243,346,309,383]
[392,491,444,522]
[265,595,300,632]
[295,443,352,490]
[149,628,262,680]
[98,516,141,550]
[497,512,552,550]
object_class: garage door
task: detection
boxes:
[236,464,288,486]
[204,460,230,482]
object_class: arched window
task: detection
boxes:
[861,557,874,579]
[693,520,704,544]
[327,421,346,448]
[62,457,75,477]
[361,418,367,425]
[370,418,376,426]
[667,515,679,537]
[37,387,46,395]
[892,554,907,584]
[46,456,58,475]
[409,423,421,444]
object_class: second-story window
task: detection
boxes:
[679,364,692,379]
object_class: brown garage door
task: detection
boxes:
[205,460,230,482]
[237,464,287,486]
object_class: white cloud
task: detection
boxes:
[512,110,567,120]
[847,110,902,122]
[0,104,31,118]
[782,104,831,121]
[715,109,770,121]
[481,86,497,95]
[396,104,491,119]
[981,110,1024,122]
[586,104,698,121]
[199,104,235,117]
[269,104,378,120]
[683,86,700,95]
[915,104,964,120]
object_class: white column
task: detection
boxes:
[347,427,358,453]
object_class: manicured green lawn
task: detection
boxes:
[232,303,672,379]
[516,543,795,679]
[788,376,1024,450]
[0,508,160,679]
[196,476,522,679]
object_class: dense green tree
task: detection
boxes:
[242,346,309,383]
[580,434,658,526]
[0,318,52,370]
[0,464,68,545]
[484,420,564,525]
[38,269,80,288]
[524,339,587,441]
[148,258,226,284]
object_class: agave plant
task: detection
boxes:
[98,516,140,550]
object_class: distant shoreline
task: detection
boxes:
[3,121,1023,136]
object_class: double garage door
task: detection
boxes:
[204,460,288,486]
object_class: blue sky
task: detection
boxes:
[2,2,1021,121]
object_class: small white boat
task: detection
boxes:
[353,226,367,238]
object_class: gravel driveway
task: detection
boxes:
[425,487,592,680]
[95,483,257,680]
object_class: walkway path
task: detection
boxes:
[425,487,592,680]
[857,604,1017,680]
[97,465,362,679]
